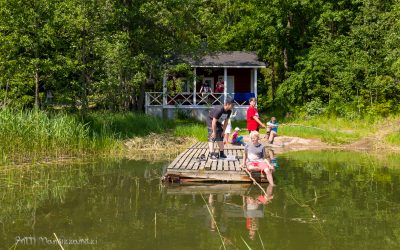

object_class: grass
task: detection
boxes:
[0,109,179,165]
[385,131,400,145]
[231,116,370,144]
[0,109,210,165]
[0,109,107,164]
[1,108,398,165]
[173,122,208,141]
[82,112,175,138]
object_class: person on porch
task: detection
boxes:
[215,78,224,93]
[200,81,212,95]
[207,97,234,160]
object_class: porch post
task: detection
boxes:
[224,67,227,103]
[253,68,257,100]
[193,67,197,105]
[163,73,167,106]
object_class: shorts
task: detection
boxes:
[248,128,259,134]
[247,161,274,172]
[208,127,224,142]
[225,123,232,134]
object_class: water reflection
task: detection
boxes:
[243,184,273,240]
[204,184,274,237]
[1,152,400,249]
[168,182,275,244]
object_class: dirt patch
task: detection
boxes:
[343,119,400,152]
[124,119,400,159]
[124,133,196,161]
[241,134,335,152]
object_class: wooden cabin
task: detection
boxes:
[145,51,266,121]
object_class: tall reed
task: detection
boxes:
[0,109,117,164]
[0,109,182,165]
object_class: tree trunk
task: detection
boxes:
[283,13,292,74]
[34,67,40,109]
[137,81,146,112]
[271,61,276,100]
[81,34,89,112]
[283,48,289,72]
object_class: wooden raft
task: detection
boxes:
[164,142,267,183]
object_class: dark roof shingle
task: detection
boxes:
[189,51,266,68]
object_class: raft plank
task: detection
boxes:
[197,148,209,171]
[172,147,195,169]
[167,149,190,169]
[181,148,200,170]
[192,148,208,170]
[203,153,213,170]
[166,171,267,182]
[234,149,243,171]
[165,142,257,183]
[211,159,218,171]
[164,183,252,195]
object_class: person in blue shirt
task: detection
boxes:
[266,117,278,144]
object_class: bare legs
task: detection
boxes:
[246,161,275,186]
[208,141,224,155]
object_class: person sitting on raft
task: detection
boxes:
[231,127,245,146]
[240,131,275,186]
[266,116,278,144]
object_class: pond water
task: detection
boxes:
[1,151,400,250]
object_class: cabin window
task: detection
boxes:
[179,78,192,93]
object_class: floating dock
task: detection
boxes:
[163,142,267,183]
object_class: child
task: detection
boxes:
[222,111,236,144]
[231,127,245,146]
[266,116,278,144]
[240,131,275,185]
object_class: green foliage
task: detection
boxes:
[81,112,174,138]
[281,125,360,144]
[173,123,208,142]
[385,131,400,145]
[303,98,326,117]
[0,0,400,116]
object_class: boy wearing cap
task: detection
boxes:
[231,127,245,146]
[207,97,234,160]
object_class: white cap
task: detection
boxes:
[234,127,240,131]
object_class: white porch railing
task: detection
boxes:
[145,92,251,107]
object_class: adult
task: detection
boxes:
[247,97,266,133]
[200,82,212,95]
[199,82,212,104]
[240,131,275,186]
[215,78,224,93]
[207,97,234,160]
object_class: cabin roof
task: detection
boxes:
[188,51,266,68]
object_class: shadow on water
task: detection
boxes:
[1,150,400,249]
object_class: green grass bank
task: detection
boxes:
[1,109,400,165]
[0,109,175,165]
